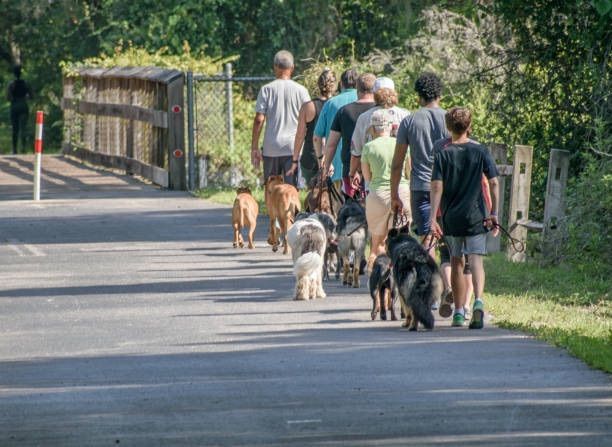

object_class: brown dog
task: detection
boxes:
[265,175,300,254]
[232,187,258,249]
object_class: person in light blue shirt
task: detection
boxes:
[313,68,358,184]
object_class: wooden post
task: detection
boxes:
[544,149,570,224]
[507,145,533,262]
[487,143,508,253]
[167,74,186,190]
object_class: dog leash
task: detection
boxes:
[488,220,526,253]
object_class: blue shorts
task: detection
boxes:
[445,233,488,258]
[411,190,431,236]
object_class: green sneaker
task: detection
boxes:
[451,313,465,327]
[469,300,485,329]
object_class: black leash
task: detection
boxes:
[490,221,526,253]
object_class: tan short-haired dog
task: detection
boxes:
[265,175,300,254]
[232,186,258,249]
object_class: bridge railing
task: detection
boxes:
[62,67,186,190]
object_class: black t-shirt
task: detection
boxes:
[331,101,375,177]
[431,142,499,236]
[301,98,326,170]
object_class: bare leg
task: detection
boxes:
[467,254,484,299]
[451,256,467,311]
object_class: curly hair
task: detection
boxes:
[317,69,338,97]
[373,88,398,108]
[445,107,472,134]
[414,72,443,103]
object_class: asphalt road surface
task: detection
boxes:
[1,155,610,446]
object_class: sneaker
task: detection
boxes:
[464,306,471,320]
[451,313,465,327]
[469,300,484,329]
[439,289,454,318]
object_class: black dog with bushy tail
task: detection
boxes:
[386,226,443,331]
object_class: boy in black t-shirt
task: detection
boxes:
[429,107,499,329]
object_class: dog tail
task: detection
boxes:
[294,252,323,278]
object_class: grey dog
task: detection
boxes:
[336,198,367,288]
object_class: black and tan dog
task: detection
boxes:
[232,186,258,249]
[386,225,443,331]
[368,254,398,321]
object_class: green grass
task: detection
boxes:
[485,254,611,373]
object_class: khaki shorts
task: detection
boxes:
[366,186,411,236]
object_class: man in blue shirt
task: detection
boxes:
[313,69,358,184]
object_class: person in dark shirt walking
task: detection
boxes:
[288,69,337,186]
[6,65,32,154]
[429,107,499,329]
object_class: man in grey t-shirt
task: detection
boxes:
[390,72,449,244]
[251,50,310,185]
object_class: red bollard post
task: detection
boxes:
[33,111,44,201]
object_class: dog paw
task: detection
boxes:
[232,243,238,248]
[272,245,279,252]
[239,242,244,248]
[248,244,255,249]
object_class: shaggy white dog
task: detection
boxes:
[287,217,327,300]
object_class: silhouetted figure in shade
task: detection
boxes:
[7,65,32,154]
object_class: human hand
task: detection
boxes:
[351,172,361,189]
[286,163,297,176]
[391,194,403,214]
[430,220,443,239]
[251,148,262,169]
[484,214,499,236]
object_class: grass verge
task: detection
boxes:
[485,253,611,373]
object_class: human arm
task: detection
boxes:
[288,101,314,176]
[322,130,341,179]
[429,180,443,238]
[360,160,372,183]
[390,142,409,213]
[250,112,265,169]
[485,176,500,234]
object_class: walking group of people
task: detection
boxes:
[251,50,499,329]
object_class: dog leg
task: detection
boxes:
[371,289,380,320]
[401,306,413,329]
[342,257,351,286]
[380,288,387,320]
[389,289,398,321]
[238,231,244,248]
[233,224,240,248]
[352,257,360,288]
[315,271,326,298]
[247,225,255,249]
[295,277,309,300]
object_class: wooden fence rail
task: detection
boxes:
[62,67,185,190]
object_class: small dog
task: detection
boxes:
[232,186,258,249]
[368,254,397,321]
[295,211,339,281]
[386,225,443,331]
[265,175,301,254]
[336,198,367,288]
[287,217,327,300]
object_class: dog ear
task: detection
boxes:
[399,224,410,234]
[388,228,399,239]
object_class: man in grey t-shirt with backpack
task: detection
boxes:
[251,50,310,186]
[390,72,448,251]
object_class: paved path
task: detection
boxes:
[1,155,610,446]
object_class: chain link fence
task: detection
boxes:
[186,64,273,189]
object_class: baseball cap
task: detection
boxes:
[369,108,393,130]
[373,77,395,93]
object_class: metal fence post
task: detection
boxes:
[225,63,234,154]
[186,71,196,191]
